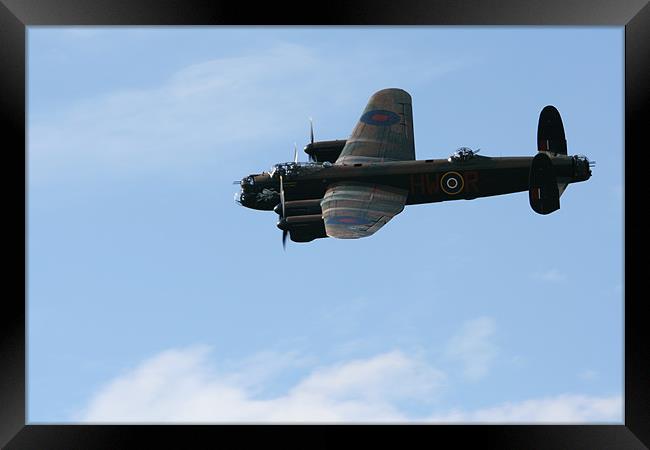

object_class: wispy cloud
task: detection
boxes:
[445,316,498,381]
[75,345,621,423]
[29,37,475,185]
[76,346,446,423]
[533,268,567,283]
[427,394,622,423]
[29,43,322,183]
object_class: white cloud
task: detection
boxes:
[76,346,446,423]
[533,268,567,283]
[445,316,498,381]
[218,349,312,385]
[427,394,622,423]
[76,345,621,423]
[292,350,444,403]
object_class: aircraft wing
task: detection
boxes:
[320,181,408,239]
[335,88,415,165]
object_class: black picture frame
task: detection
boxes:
[2,0,648,448]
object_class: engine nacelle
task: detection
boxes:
[304,140,347,163]
[273,199,322,217]
[277,214,327,243]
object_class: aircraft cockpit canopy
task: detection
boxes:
[449,147,479,162]
[269,161,328,179]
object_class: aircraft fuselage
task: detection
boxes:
[236,153,590,212]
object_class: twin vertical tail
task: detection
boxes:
[529,151,561,215]
[537,105,567,155]
[529,105,592,215]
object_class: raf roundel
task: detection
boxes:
[440,171,465,195]
[325,215,369,226]
[360,109,401,126]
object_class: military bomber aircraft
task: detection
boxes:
[235,88,593,247]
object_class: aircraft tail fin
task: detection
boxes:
[537,105,567,155]
[529,106,575,214]
[529,152,560,215]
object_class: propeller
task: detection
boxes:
[279,174,286,217]
[279,127,310,248]
[279,174,287,249]
[308,118,316,162]
[309,117,314,145]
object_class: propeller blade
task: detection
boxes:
[232,180,241,184]
[294,143,298,163]
[279,174,286,218]
[279,174,287,249]
[309,117,314,145]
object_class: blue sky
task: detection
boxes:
[27,27,623,423]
